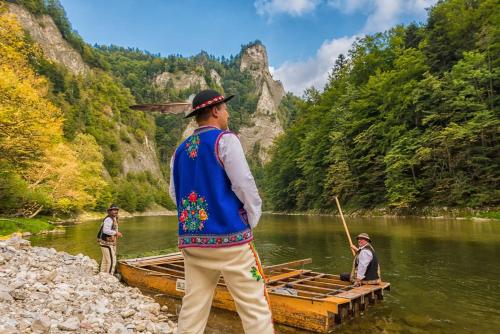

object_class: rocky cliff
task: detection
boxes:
[154,71,208,91]
[7,3,88,76]
[238,44,285,162]
[170,44,285,162]
[7,3,165,184]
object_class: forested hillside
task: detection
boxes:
[0,0,284,218]
[0,1,176,216]
[1,0,497,219]
[262,0,499,212]
[95,44,262,164]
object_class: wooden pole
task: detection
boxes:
[334,196,356,256]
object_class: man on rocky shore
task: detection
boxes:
[169,89,274,334]
[97,204,123,275]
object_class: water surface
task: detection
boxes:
[31,214,500,334]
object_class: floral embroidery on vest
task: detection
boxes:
[185,134,200,159]
[178,230,253,247]
[179,191,208,231]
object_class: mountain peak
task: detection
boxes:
[240,42,269,73]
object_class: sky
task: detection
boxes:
[60,0,437,96]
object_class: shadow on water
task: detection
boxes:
[30,214,500,334]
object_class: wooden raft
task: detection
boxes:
[118,253,390,333]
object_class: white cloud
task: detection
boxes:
[273,36,358,96]
[328,0,436,33]
[272,0,438,95]
[327,0,370,14]
[268,66,276,76]
[255,0,320,17]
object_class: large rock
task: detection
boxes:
[238,43,285,162]
[7,3,89,76]
[138,302,160,315]
[121,309,136,318]
[0,291,13,302]
[154,71,208,91]
[109,322,130,334]
[31,316,51,333]
[57,317,80,331]
[121,133,164,182]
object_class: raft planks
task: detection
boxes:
[119,253,390,333]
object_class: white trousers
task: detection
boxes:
[178,243,274,334]
[99,243,117,274]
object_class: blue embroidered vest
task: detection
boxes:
[173,127,253,248]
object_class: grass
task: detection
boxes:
[0,217,55,236]
[476,210,500,220]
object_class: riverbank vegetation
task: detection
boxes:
[0,217,54,236]
[262,0,499,213]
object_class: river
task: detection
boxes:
[30,214,500,334]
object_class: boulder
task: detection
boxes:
[31,316,51,333]
[57,317,80,331]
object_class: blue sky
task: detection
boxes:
[60,0,436,95]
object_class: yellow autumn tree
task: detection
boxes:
[71,133,108,210]
[0,6,63,167]
[23,140,106,214]
[0,5,107,216]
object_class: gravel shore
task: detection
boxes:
[0,236,177,333]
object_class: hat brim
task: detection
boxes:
[184,95,234,118]
[356,236,371,242]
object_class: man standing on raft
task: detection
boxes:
[169,89,274,334]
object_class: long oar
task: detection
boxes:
[334,196,356,256]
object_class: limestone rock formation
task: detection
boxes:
[210,69,223,87]
[154,71,208,91]
[179,44,285,163]
[122,132,164,179]
[7,3,89,76]
[238,43,285,162]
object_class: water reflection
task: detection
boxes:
[31,214,500,334]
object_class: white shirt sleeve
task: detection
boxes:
[356,248,373,280]
[169,155,176,204]
[218,133,262,229]
[102,217,116,236]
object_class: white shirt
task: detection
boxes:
[356,245,373,280]
[169,127,262,229]
[102,217,117,236]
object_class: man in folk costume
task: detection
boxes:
[97,204,123,274]
[169,89,274,334]
[349,233,381,286]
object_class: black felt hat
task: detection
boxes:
[185,89,234,118]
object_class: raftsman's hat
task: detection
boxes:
[356,233,371,242]
[184,89,234,118]
[107,204,119,211]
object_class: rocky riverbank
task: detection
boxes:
[0,237,177,333]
